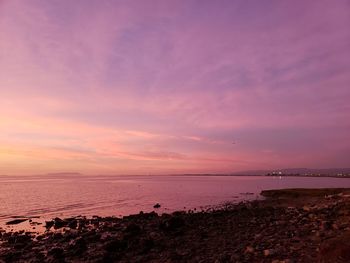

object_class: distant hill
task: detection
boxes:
[232,168,350,176]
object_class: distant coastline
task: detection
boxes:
[182,167,350,178]
[2,169,350,178]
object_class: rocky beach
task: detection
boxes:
[1,188,350,263]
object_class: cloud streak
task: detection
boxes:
[0,0,349,174]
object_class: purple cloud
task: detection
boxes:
[0,0,349,174]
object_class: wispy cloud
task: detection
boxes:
[0,0,349,174]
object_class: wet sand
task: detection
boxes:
[1,188,350,262]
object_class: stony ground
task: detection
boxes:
[1,188,350,263]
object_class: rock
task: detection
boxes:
[320,232,350,262]
[45,220,54,230]
[62,229,79,242]
[7,234,32,246]
[321,220,333,230]
[36,235,44,241]
[124,223,141,235]
[308,213,315,219]
[254,233,262,239]
[53,232,63,240]
[53,217,67,229]
[149,231,160,240]
[140,238,154,253]
[104,239,127,252]
[160,216,185,231]
[302,206,311,212]
[69,237,87,255]
[153,203,161,209]
[48,247,64,259]
[5,219,28,225]
[0,251,22,262]
[263,249,274,256]
[68,219,78,229]
[245,246,254,253]
[140,211,158,219]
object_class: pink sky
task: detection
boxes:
[0,0,349,175]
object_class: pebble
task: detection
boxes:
[245,246,254,253]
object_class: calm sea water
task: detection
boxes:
[1,175,350,225]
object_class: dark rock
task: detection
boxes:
[124,211,158,221]
[45,220,54,230]
[160,216,185,231]
[140,238,154,254]
[83,231,101,242]
[153,203,161,209]
[36,235,45,241]
[1,232,11,241]
[5,219,28,225]
[48,247,64,259]
[7,234,32,247]
[173,211,186,216]
[77,219,87,230]
[1,251,22,262]
[68,219,78,229]
[124,223,141,235]
[321,220,333,231]
[104,239,127,253]
[69,237,87,255]
[320,232,350,262]
[140,211,158,219]
[54,217,68,229]
[63,230,79,242]
[53,232,63,240]
[170,250,184,260]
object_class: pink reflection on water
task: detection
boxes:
[2,175,350,232]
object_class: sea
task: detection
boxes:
[1,174,350,229]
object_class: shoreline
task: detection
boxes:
[1,174,350,178]
[1,188,350,262]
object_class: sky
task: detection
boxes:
[0,0,349,175]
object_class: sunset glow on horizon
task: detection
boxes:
[0,0,349,175]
